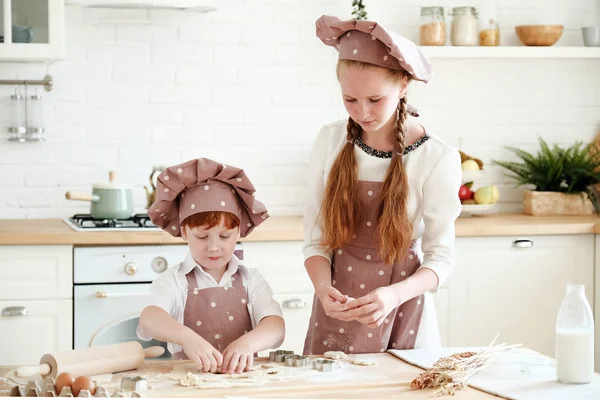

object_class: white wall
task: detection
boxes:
[0,0,599,218]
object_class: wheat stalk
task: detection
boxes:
[410,335,521,397]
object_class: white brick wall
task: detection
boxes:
[0,0,599,219]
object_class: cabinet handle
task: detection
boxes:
[512,239,533,248]
[95,291,149,299]
[283,299,306,308]
[1,306,27,317]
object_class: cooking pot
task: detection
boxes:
[65,171,134,220]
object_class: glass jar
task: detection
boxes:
[419,6,446,46]
[555,284,594,384]
[450,6,479,46]
[479,1,500,46]
[8,87,27,142]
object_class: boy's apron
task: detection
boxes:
[173,269,253,359]
[303,180,424,355]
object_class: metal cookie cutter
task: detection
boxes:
[284,354,310,367]
[120,376,147,392]
[312,358,336,372]
[269,349,294,363]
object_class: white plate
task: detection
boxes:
[460,203,496,217]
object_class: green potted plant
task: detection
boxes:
[351,0,368,20]
[493,137,600,216]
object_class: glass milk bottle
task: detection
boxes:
[555,284,594,384]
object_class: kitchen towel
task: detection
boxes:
[389,347,600,400]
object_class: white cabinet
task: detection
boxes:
[0,299,72,365]
[0,0,64,61]
[448,235,594,358]
[0,245,72,300]
[0,245,73,366]
[594,235,600,373]
[242,241,314,354]
[433,286,449,347]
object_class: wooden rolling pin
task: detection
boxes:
[15,341,164,379]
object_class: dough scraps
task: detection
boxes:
[323,351,347,360]
[157,362,317,389]
[352,357,377,366]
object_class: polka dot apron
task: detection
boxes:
[303,180,424,355]
[172,269,253,359]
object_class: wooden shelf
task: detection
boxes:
[420,46,600,59]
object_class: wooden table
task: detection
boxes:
[0,354,503,399]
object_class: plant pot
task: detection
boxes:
[522,190,594,216]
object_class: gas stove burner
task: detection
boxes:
[67,213,159,230]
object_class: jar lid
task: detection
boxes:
[420,6,444,16]
[451,6,478,15]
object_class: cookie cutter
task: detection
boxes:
[284,354,310,367]
[269,349,294,363]
[120,376,147,392]
[312,358,336,372]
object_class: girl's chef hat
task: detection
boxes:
[316,15,434,83]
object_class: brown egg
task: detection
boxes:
[72,376,96,397]
[55,372,75,395]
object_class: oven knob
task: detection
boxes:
[124,262,139,276]
[151,257,168,273]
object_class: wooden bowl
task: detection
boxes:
[515,25,564,46]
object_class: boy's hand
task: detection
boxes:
[181,331,223,373]
[221,337,254,374]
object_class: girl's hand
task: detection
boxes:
[316,285,355,322]
[345,286,401,328]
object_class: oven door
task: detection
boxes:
[74,283,170,357]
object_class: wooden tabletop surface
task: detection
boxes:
[0,354,503,399]
[1,213,600,245]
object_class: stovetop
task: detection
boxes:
[64,213,161,231]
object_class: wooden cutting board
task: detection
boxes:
[1,354,503,398]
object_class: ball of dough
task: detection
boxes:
[323,351,347,360]
[352,357,377,366]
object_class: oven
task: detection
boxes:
[73,245,189,356]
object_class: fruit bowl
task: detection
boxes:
[515,25,564,46]
[460,203,496,217]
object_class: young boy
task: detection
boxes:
[137,158,285,374]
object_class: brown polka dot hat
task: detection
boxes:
[148,158,269,238]
[315,15,434,83]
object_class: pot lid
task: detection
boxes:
[92,171,133,190]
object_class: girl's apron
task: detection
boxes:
[303,180,424,354]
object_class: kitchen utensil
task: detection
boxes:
[65,171,134,220]
[515,25,563,46]
[14,341,164,379]
[581,26,600,47]
[144,166,165,209]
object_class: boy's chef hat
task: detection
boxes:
[316,15,434,83]
[148,158,269,238]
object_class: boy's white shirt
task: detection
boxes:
[136,252,283,355]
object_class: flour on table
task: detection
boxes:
[352,357,377,366]
[155,362,317,389]
[324,351,347,360]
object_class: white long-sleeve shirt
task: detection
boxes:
[303,119,462,290]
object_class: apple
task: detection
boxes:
[461,159,480,171]
[458,182,474,201]
[474,185,499,204]
[462,199,476,205]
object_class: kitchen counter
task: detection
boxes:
[1,213,600,245]
[0,354,500,399]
